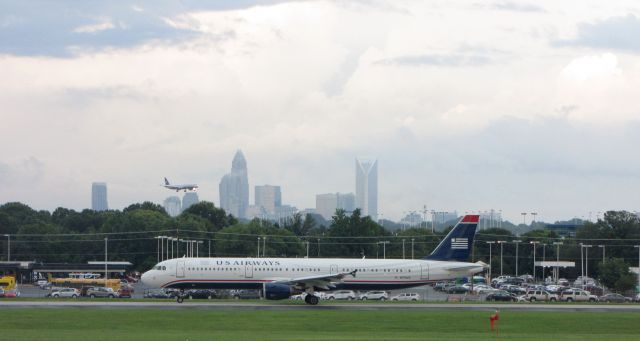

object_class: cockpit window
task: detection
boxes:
[154,265,166,271]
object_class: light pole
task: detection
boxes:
[317,238,320,257]
[635,246,640,295]
[579,242,584,286]
[208,239,211,258]
[306,241,309,258]
[513,240,522,276]
[553,242,563,283]
[598,244,605,293]
[531,212,538,224]
[486,241,495,279]
[521,213,527,225]
[379,241,390,259]
[583,244,592,288]
[530,241,539,281]
[104,237,108,288]
[196,240,204,257]
[402,239,406,259]
[263,236,267,257]
[411,238,415,259]
[3,234,9,261]
[154,236,160,263]
[257,237,261,257]
[497,241,506,276]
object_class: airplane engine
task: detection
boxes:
[262,283,293,300]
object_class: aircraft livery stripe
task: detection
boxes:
[162,279,436,286]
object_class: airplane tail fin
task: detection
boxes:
[424,215,479,262]
[164,178,170,185]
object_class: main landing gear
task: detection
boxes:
[304,294,320,305]
[176,289,185,303]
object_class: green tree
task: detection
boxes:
[180,201,236,231]
[598,258,637,293]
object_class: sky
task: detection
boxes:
[1,0,640,223]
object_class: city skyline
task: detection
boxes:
[2,1,640,222]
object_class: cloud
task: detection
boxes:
[0,157,45,186]
[73,19,116,34]
[0,1,290,57]
[375,53,493,67]
[473,1,545,13]
[560,53,621,81]
[554,14,640,52]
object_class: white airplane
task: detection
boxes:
[141,215,483,305]
[163,178,198,192]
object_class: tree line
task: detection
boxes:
[0,202,638,292]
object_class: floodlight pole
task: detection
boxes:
[553,242,563,284]
[104,237,108,288]
[513,240,522,276]
[486,241,495,280]
[530,241,539,281]
[497,241,506,276]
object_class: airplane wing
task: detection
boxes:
[272,270,357,291]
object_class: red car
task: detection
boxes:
[118,287,133,298]
[3,289,20,298]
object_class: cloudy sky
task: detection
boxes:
[1,0,640,223]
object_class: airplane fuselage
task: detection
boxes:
[141,257,483,291]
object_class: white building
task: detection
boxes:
[219,150,249,219]
[163,196,182,217]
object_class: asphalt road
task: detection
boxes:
[3,300,640,312]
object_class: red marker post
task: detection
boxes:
[489,309,500,336]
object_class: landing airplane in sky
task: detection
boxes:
[141,215,483,305]
[163,178,198,192]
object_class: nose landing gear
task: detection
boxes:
[176,289,185,303]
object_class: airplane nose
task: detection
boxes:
[140,271,152,286]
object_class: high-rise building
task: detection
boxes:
[182,192,199,211]
[255,185,281,214]
[91,182,108,211]
[163,196,182,217]
[355,158,378,219]
[315,192,356,220]
[219,150,249,219]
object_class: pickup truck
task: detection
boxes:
[559,289,598,302]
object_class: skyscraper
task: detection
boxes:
[182,192,199,211]
[219,150,249,219]
[163,196,182,217]
[315,193,356,220]
[355,158,378,219]
[255,185,281,214]
[91,182,108,211]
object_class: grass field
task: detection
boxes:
[1,308,639,341]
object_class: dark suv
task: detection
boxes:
[87,287,118,298]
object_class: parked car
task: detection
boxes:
[291,292,325,301]
[447,285,469,294]
[524,289,558,302]
[87,286,118,298]
[559,288,598,302]
[390,293,420,301]
[485,290,516,302]
[360,291,388,300]
[144,289,171,299]
[599,293,632,303]
[635,293,640,303]
[326,290,357,300]
[231,290,261,300]
[3,289,20,298]
[185,289,217,300]
[117,287,133,298]
[50,288,80,298]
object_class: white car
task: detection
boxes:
[50,288,80,298]
[326,290,357,300]
[360,291,388,300]
[291,292,325,300]
[390,293,420,301]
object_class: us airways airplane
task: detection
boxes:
[141,215,483,305]
[163,178,198,192]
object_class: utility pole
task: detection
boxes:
[379,241,390,259]
[411,238,415,259]
[263,236,267,257]
[104,237,108,288]
[402,239,406,259]
[257,237,261,258]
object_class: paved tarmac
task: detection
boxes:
[3,301,640,312]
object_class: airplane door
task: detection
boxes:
[245,265,253,278]
[420,264,429,280]
[176,260,185,278]
[330,264,338,274]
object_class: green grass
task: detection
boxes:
[1,309,639,341]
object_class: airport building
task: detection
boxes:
[91,182,108,211]
[219,150,249,219]
[315,192,356,220]
[355,158,378,219]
